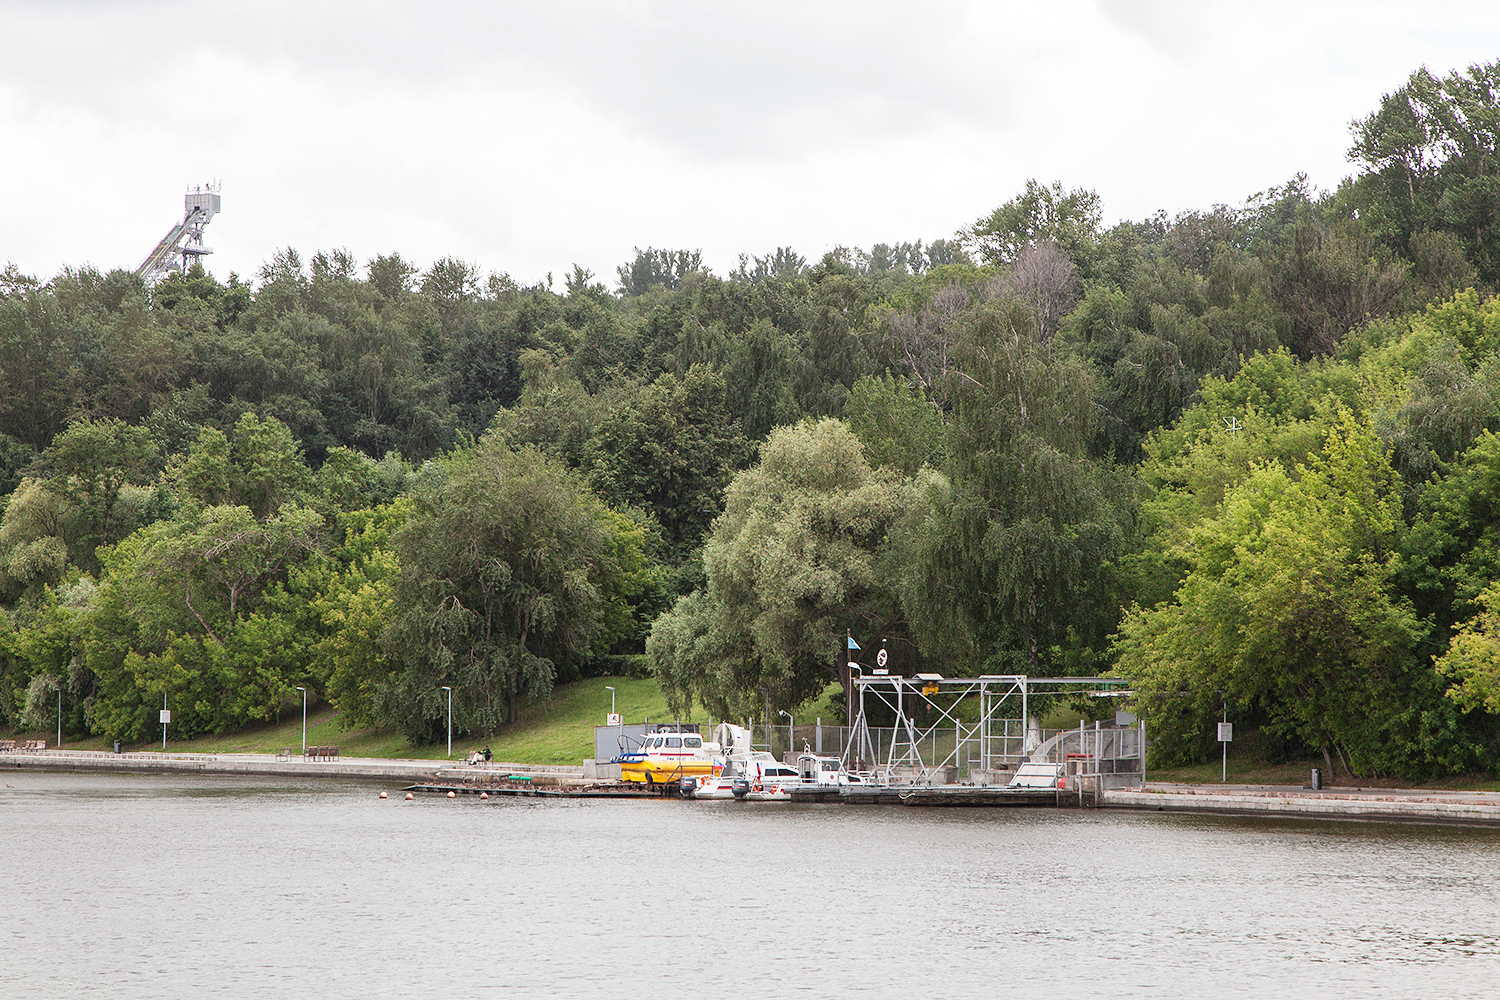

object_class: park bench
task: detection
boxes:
[0,740,14,752]
[276,747,292,761]
[304,746,340,761]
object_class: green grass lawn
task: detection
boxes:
[152,676,680,762]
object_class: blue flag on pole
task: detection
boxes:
[847,635,861,651]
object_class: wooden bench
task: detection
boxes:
[276,747,292,761]
[304,746,340,761]
[0,740,14,753]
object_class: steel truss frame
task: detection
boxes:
[842,674,1128,785]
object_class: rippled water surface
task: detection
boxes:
[3,771,1499,998]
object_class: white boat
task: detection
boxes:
[686,724,800,800]
[793,752,866,790]
[686,730,867,800]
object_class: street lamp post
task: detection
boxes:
[847,665,862,769]
[57,688,62,749]
[779,709,793,760]
[441,686,453,758]
[604,685,619,757]
[295,687,307,755]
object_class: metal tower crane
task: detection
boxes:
[136,183,222,285]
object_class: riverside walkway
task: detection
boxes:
[1103,781,1500,827]
[7,749,1500,826]
[0,747,589,785]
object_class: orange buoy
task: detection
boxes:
[404,792,414,800]
[480,792,489,800]
[447,791,456,799]
[379,791,388,799]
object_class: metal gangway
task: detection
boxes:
[136,183,221,285]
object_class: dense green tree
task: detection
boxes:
[964,179,1104,278]
[617,247,705,296]
[649,418,905,721]
[846,372,943,475]
[896,295,1136,672]
[83,502,324,740]
[586,365,749,561]
[1345,59,1500,286]
[1117,415,1458,778]
[40,418,159,570]
[382,435,650,740]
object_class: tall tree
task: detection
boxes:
[383,436,648,738]
[1345,60,1500,286]
[1117,415,1442,778]
[648,418,906,720]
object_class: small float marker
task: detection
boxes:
[447,791,456,799]
[379,791,388,799]
[405,792,414,801]
[480,792,489,800]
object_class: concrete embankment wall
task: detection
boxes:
[1104,785,1500,827]
[1,750,587,785]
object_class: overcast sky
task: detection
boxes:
[3,1,1499,289]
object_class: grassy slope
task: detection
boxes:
[14,677,1498,787]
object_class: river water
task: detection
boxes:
[3,771,1498,998]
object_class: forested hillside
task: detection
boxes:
[3,61,1499,777]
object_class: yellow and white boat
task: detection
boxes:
[618,731,723,786]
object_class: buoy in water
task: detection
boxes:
[379,791,388,799]
[480,792,489,800]
[447,791,456,799]
[404,792,414,800]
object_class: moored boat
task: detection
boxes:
[686,724,806,801]
[618,730,722,786]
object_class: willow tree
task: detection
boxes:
[383,434,651,742]
[648,418,905,721]
[894,294,1136,674]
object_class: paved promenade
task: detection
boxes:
[1104,782,1500,826]
[0,748,587,784]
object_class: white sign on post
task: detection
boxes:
[607,713,621,727]
[160,710,172,724]
[1217,722,1232,742]
[876,649,888,668]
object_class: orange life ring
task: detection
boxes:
[753,778,762,792]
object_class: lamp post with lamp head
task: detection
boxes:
[295,686,307,755]
[441,686,453,758]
